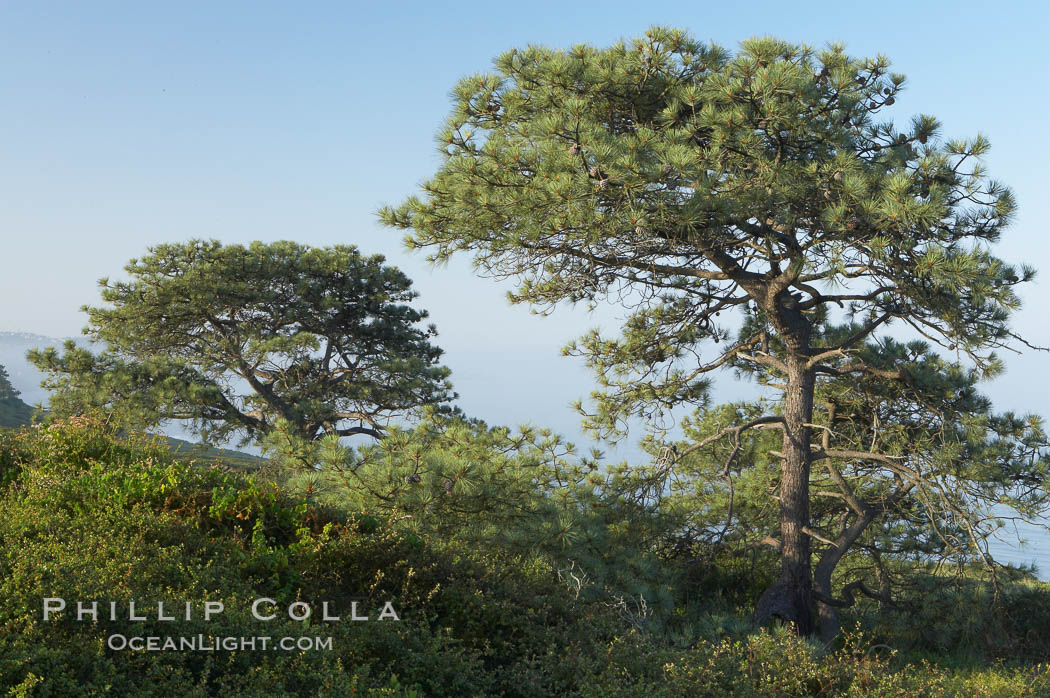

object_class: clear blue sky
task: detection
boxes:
[1,0,1048,459]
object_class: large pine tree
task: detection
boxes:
[382,28,1040,633]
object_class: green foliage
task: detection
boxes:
[28,240,454,446]
[0,400,34,430]
[381,27,1028,436]
[0,417,660,696]
[2,417,1050,696]
[854,567,1050,663]
[0,364,34,429]
[262,409,680,621]
[164,435,267,471]
[0,364,17,401]
[656,626,1050,697]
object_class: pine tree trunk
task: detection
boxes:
[776,354,816,635]
[754,293,817,635]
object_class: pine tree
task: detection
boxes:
[0,365,17,402]
[0,363,34,428]
[381,28,1038,634]
[30,240,455,445]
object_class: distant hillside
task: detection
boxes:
[163,435,267,471]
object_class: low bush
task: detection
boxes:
[0,419,601,696]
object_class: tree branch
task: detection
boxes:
[678,415,786,460]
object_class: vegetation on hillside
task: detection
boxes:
[2,418,1050,696]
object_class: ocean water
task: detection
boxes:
[988,517,1050,581]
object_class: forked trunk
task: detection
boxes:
[814,510,874,643]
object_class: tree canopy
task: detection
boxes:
[29,240,455,444]
[381,27,1044,635]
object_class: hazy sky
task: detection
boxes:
[1,1,1048,460]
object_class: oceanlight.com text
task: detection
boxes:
[106,634,334,652]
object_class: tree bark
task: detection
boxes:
[755,296,816,635]
[775,354,816,634]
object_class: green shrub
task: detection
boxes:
[0,419,596,696]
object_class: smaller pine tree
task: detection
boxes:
[0,364,18,401]
[0,363,34,428]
